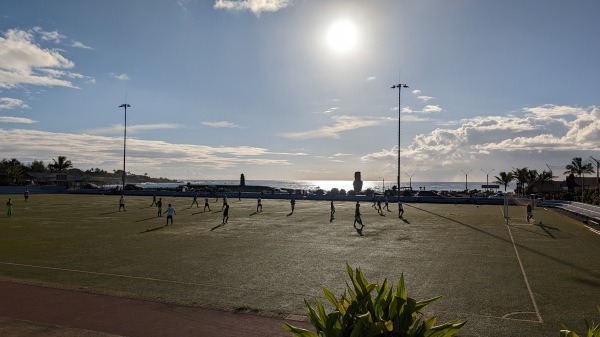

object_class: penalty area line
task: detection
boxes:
[505,225,544,323]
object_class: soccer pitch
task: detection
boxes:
[1,193,599,337]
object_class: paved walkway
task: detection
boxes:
[0,281,312,337]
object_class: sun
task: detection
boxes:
[326,20,358,53]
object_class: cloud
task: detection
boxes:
[83,123,184,135]
[411,90,421,95]
[333,153,352,157]
[417,95,433,102]
[71,40,93,49]
[361,105,600,179]
[322,107,339,114]
[523,104,584,118]
[202,121,241,128]
[109,73,130,81]
[31,27,66,43]
[0,128,295,178]
[0,116,36,123]
[0,28,80,89]
[214,0,292,15]
[422,105,442,114]
[366,76,376,81]
[282,115,391,140]
[0,97,29,110]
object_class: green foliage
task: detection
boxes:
[560,305,600,337]
[283,264,465,337]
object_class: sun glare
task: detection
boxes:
[326,20,358,53]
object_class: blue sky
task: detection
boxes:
[1,0,599,184]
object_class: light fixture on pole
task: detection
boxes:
[481,169,494,192]
[119,103,130,190]
[391,83,409,195]
[460,169,472,191]
[404,171,415,191]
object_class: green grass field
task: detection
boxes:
[1,193,599,336]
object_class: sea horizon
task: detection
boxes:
[134,179,516,192]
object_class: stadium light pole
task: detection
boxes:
[391,83,409,195]
[404,171,415,191]
[481,169,494,191]
[119,103,131,190]
[460,169,472,191]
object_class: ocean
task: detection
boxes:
[135,180,516,192]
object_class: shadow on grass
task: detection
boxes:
[135,217,158,223]
[191,211,205,215]
[250,212,258,216]
[535,222,559,239]
[401,218,410,224]
[140,225,166,233]
[97,211,120,215]
[210,223,225,231]
[407,203,600,280]
[287,212,293,217]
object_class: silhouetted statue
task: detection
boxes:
[353,171,363,193]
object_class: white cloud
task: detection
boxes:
[31,27,66,43]
[202,121,241,128]
[0,97,29,110]
[418,95,433,102]
[71,40,93,49]
[323,107,339,114]
[0,116,36,123]
[282,115,391,140]
[214,0,292,15]
[360,105,600,180]
[333,153,352,157]
[0,128,294,178]
[411,90,421,95]
[109,73,130,81]
[422,105,442,114]
[0,28,79,89]
[366,76,376,81]
[84,123,184,135]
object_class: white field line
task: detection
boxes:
[504,219,544,323]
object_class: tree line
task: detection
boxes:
[494,157,597,203]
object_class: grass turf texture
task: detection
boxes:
[1,194,599,336]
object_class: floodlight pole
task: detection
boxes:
[391,83,409,195]
[404,171,415,190]
[481,169,494,191]
[119,104,131,190]
[461,169,472,191]
[591,156,600,194]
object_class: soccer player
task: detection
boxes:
[330,200,335,222]
[222,204,229,224]
[257,197,262,213]
[354,201,364,236]
[290,198,295,214]
[191,193,199,208]
[526,204,533,222]
[222,195,228,210]
[24,189,29,202]
[398,200,404,218]
[204,196,211,211]
[166,204,176,226]
[150,194,157,207]
[6,198,13,217]
[119,195,125,211]
[157,198,163,217]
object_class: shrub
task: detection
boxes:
[330,188,340,197]
[339,189,347,196]
[560,304,600,337]
[283,264,466,337]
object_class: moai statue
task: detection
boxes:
[353,171,363,193]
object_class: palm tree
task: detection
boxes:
[48,156,73,173]
[494,171,514,192]
[7,158,24,185]
[525,169,539,194]
[512,167,529,196]
[538,170,555,193]
[564,157,594,194]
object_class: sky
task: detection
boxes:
[1,0,600,185]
